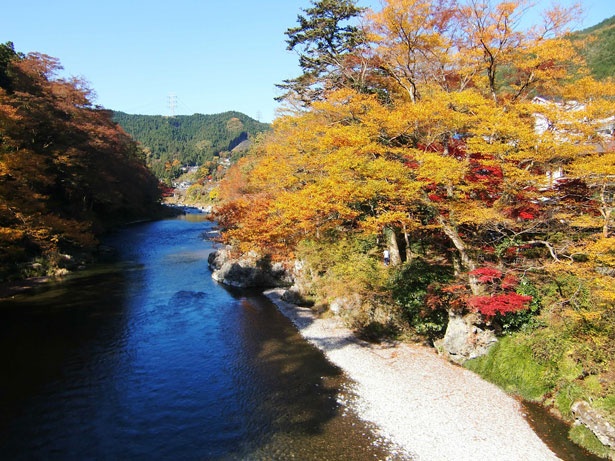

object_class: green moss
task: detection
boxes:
[569,424,612,459]
[595,394,615,426]
[555,382,586,418]
[465,336,553,400]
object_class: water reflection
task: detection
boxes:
[522,401,603,461]
[0,215,397,460]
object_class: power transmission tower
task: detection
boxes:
[168,93,177,117]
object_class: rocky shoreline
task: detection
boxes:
[263,287,560,461]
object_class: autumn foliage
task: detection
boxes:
[224,4,615,432]
[465,267,533,317]
[213,0,615,340]
[0,42,162,279]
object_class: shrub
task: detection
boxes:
[388,259,453,340]
[467,292,533,317]
[297,236,384,300]
[466,268,540,333]
[296,236,401,338]
[493,279,542,333]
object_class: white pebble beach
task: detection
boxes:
[264,288,561,461]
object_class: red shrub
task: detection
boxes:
[501,273,519,290]
[469,267,502,283]
[468,293,533,318]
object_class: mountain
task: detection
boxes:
[112,111,270,182]
[572,15,615,80]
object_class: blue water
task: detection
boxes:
[0,213,394,460]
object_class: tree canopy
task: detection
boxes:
[275,0,370,105]
[222,1,615,286]
[0,42,162,280]
[214,3,615,426]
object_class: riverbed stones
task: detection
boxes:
[264,287,559,461]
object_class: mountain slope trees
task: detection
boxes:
[112,111,270,182]
[0,42,162,280]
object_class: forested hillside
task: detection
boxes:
[0,42,163,281]
[112,111,270,182]
[212,0,615,456]
[574,16,615,79]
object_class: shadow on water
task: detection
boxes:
[212,286,400,460]
[0,215,399,461]
[521,400,604,461]
[0,267,131,433]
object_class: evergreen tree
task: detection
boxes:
[0,42,22,92]
[275,0,368,105]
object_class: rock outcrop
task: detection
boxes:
[435,311,497,364]
[572,400,615,456]
[208,247,293,288]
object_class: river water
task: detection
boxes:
[0,212,396,460]
[0,212,603,461]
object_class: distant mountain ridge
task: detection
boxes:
[113,111,270,181]
[112,16,613,183]
[572,15,615,80]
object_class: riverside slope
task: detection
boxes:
[264,288,560,461]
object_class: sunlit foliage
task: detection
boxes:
[0,42,162,280]
[213,3,615,446]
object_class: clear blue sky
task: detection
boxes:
[2,0,614,123]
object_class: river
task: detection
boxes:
[0,212,398,460]
[0,212,603,460]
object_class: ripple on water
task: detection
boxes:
[0,216,404,460]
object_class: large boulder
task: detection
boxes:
[208,248,293,288]
[435,311,497,364]
[571,400,615,452]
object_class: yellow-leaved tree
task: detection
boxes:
[216,0,615,341]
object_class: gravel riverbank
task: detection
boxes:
[264,288,560,461]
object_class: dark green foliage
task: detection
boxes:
[493,279,542,334]
[388,259,453,340]
[112,111,270,181]
[0,42,22,92]
[276,0,368,104]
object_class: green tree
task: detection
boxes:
[113,111,269,182]
[0,42,22,92]
[276,0,368,105]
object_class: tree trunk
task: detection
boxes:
[599,184,612,238]
[402,222,415,263]
[451,253,462,277]
[438,217,480,295]
[385,226,402,266]
[603,209,611,238]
